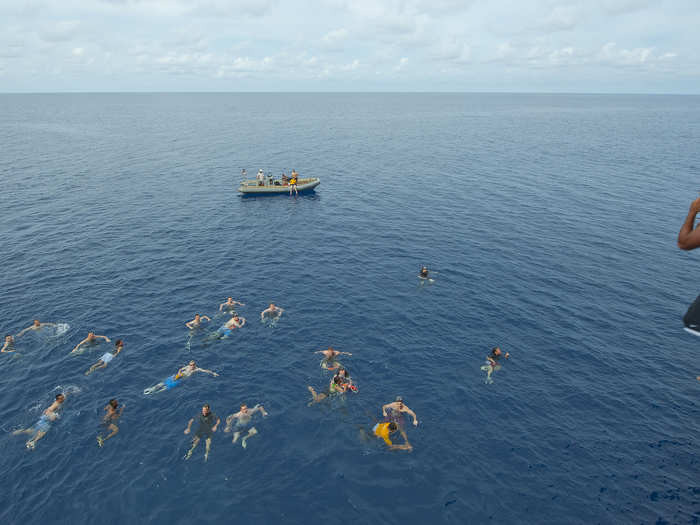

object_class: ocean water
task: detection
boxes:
[1,93,699,524]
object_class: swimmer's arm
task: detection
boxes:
[225,413,237,427]
[41,322,57,328]
[260,310,268,320]
[234,300,245,306]
[196,367,219,377]
[405,407,419,426]
[184,418,193,434]
[202,315,211,322]
[219,303,225,311]
[185,320,195,329]
[71,338,88,353]
[382,403,391,416]
[678,198,700,250]
[338,351,352,356]
[237,318,246,327]
[96,335,111,342]
[16,326,33,337]
[252,405,268,416]
[212,417,220,432]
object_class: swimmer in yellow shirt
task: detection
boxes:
[372,421,412,451]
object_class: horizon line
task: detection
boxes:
[1,90,699,96]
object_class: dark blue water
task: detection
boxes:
[1,93,699,524]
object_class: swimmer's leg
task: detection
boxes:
[204,438,211,461]
[307,386,327,406]
[185,437,200,460]
[241,427,257,449]
[103,423,119,442]
[233,431,240,444]
[26,430,46,449]
[144,382,166,395]
[12,427,33,435]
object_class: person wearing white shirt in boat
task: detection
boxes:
[256,169,265,186]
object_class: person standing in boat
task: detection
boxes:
[256,169,265,186]
[289,170,298,196]
[678,197,700,336]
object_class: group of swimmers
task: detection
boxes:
[6,276,511,457]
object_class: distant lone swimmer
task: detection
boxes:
[13,392,67,450]
[261,303,284,322]
[17,319,57,337]
[71,332,111,355]
[143,360,219,395]
[677,197,700,250]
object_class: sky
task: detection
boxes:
[1,0,699,93]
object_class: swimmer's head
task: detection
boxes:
[115,339,123,348]
[492,347,501,356]
[109,399,118,409]
[5,335,12,342]
[194,314,200,320]
[55,394,65,403]
[87,332,95,340]
[333,376,342,384]
[189,360,196,368]
[388,422,398,433]
[269,303,275,308]
[228,297,233,301]
[33,319,40,327]
[202,404,210,415]
[240,404,248,412]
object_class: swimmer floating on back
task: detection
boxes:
[261,303,284,324]
[13,392,67,450]
[71,331,111,355]
[212,314,246,339]
[97,398,124,447]
[143,360,219,395]
[382,396,419,427]
[85,339,123,375]
[186,314,211,330]
[17,319,57,338]
[481,346,510,384]
[315,347,352,370]
[184,404,220,461]
[1,335,16,353]
[224,403,268,448]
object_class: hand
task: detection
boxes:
[692,198,700,214]
[184,428,190,435]
[213,372,219,377]
[413,420,418,427]
[382,410,387,417]
[505,352,510,358]
[212,426,218,433]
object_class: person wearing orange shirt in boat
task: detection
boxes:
[289,170,298,196]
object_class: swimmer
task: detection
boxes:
[315,347,352,369]
[16,319,57,337]
[85,339,123,375]
[97,399,124,447]
[184,404,220,461]
[186,314,211,330]
[382,396,419,427]
[70,332,111,355]
[261,303,284,322]
[13,393,66,449]
[212,315,246,339]
[334,367,358,392]
[143,360,219,395]
[307,376,347,406]
[371,421,412,451]
[224,403,268,448]
[1,335,16,353]
[219,297,245,312]
[678,197,700,250]
[482,346,510,384]
[419,266,430,279]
